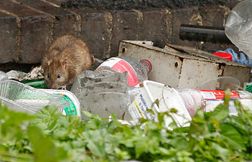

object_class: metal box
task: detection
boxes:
[118,40,251,89]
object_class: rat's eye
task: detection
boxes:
[57,74,61,79]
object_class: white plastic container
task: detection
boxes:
[128,80,192,127]
[0,80,80,117]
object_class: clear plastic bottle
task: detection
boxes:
[178,89,205,117]
[95,57,152,87]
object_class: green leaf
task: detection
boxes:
[220,124,246,150]
[27,125,67,162]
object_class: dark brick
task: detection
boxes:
[77,10,112,59]
[0,11,18,63]
[111,10,141,56]
[20,16,53,63]
[199,6,228,27]
[139,9,172,47]
[16,0,80,39]
[198,6,235,52]
[0,1,52,64]
[171,7,201,48]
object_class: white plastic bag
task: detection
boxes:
[225,0,252,57]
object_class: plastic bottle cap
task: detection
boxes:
[140,59,152,74]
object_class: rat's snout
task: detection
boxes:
[51,84,59,89]
[48,82,57,89]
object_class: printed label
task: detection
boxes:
[200,90,240,100]
[61,95,77,116]
[128,93,156,120]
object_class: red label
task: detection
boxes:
[112,60,139,87]
[200,90,240,100]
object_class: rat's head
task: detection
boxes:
[42,58,69,89]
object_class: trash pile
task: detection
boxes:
[0,0,252,127]
[0,54,251,128]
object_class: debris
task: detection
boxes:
[0,80,80,116]
[6,66,44,81]
[0,71,8,81]
[213,48,252,67]
[225,0,252,58]
[71,70,132,120]
[95,57,152,87]
[128,80,192,128]
[118,40,251,89]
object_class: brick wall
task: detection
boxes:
[0,0,239,64]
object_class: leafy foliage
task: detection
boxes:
[0,97,252,162]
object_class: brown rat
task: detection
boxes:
[42,35,94,89]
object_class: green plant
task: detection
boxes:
[0,96,251,162]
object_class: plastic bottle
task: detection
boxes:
[178,89,205,117]
[95,57,152,87]
[179,88,252,117]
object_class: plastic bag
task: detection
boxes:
[225,0,252,57]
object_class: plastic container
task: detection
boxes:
[128,80,192,127]
[95,57,152,87]
[40,89,81,117]
[0,80,79,116]
[225,0,252,58]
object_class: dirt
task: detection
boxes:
[61,0,240,10]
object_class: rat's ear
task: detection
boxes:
[60,59,68,69]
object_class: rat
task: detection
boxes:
[42,34,94,89]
